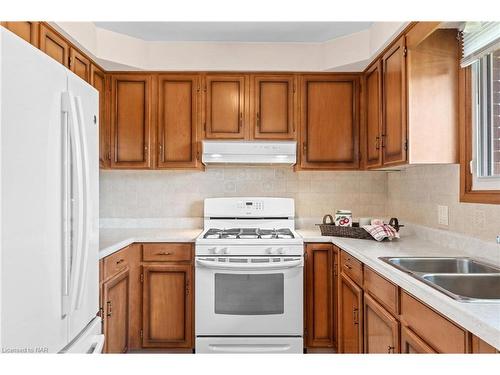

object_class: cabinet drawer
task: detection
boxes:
[142,243,193,262]
[364,267,399,315]
[103,247,129,280]
[400,291,467,353]
[340,251,363,286]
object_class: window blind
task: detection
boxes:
[461,22,500,67]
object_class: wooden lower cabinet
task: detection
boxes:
[471,335,499,354]
[102,268,130,353]
[363,293,399,353]
[141,264,193,349]
[400,325,436,354]
[304,243,338,351]
[339,273,363,353]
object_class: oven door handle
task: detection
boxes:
[195,259,303,270]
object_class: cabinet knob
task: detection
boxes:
[156,251,171,256]
[106,301,112,317]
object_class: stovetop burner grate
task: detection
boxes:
[203,227,295,239]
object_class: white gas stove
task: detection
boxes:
[195,197,304,354]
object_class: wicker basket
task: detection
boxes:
[316,214,374,240]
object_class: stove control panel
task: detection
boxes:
[237,200,264,212]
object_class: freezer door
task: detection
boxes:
[0,29,69,352]
[61,316,104,353]
[66,73,100,342]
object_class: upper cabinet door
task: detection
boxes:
[365,61,383,169]
[2,21,39,47]
[70,47,90,82]
[39,24,69,67]
[382,36,407,166]
[204,74,247,139]
[251,74,296,139]
[110,74,152,169]
[90,64,109,168]
[300,75,360,170]
[157,74,200,168]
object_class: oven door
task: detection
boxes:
[195,257,303,336]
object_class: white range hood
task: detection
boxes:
[202,140,297,165]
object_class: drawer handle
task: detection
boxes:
[156,251,171,256]
[388,346,395,354]
[116,259,125,265]
[353,308,359,324]
[344,263,352,270]
[106,301,112,317]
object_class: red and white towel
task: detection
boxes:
[362,224,400,241]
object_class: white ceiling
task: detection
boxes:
[93,22,372,43]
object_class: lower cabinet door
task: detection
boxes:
[339,273,363,353]
[142,264,193,348]
[363,293,399,353]
[400,325,436,354]
[305,243,337,350]
[103,268,130,353]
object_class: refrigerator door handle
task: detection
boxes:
[66,92,85,305]
[74,95,91,310]
[61,93,71,318]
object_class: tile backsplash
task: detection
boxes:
[100,164,500,242]
[100,167,388,223]
[387,164,500,242]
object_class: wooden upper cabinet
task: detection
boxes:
[251,74,296,139]
[90,65,109,168]
[300,75,360,170]
[305,243,338,350]
[39,24,69,67]
[110,74,152,169]
[363,293,399,353]
[339,273,363,353]
[2,21,39,47]
[70,47,90,82]
[382,36,407,166]
[157,74,199,168]
[203,74,247,139]
[365,61,383,168]
[142,264,193,348]
[103,268,129,353]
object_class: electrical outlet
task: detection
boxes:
[438,205,449,226]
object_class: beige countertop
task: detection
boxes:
[99,228,202,259]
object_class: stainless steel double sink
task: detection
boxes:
[379,257,500,303]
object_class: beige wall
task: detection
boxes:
[100,167,387,222]
[387,164,500,242]
[52,22,407,72]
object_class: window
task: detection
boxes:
[471,49,500,190]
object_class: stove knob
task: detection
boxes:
[266,247,275,255]
[221,247,229,255]
[277,247,285,254]
[208,247,217,254]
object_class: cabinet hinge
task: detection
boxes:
[98,307,104,318]
[403,46,408,57]
[404,140,408,151]
[140,274,144,283]
[140,329,143,339]
[68,56,72,68]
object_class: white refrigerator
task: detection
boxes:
[0,28,103,353]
